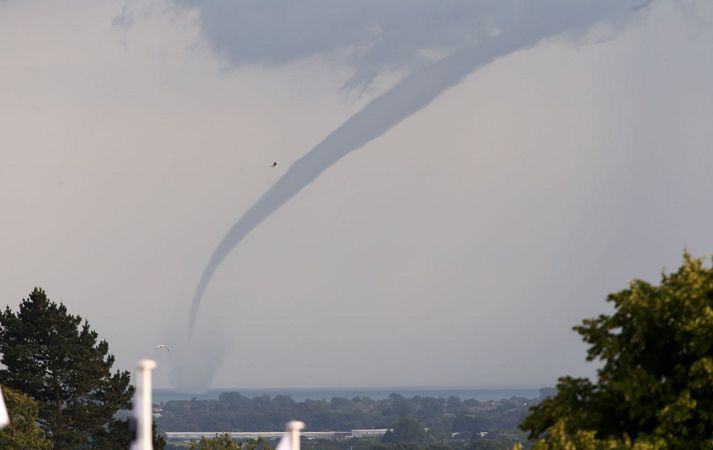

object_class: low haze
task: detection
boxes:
[2,0,713,391]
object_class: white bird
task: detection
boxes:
[155,344,170,352]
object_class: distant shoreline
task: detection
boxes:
[154,387,545,403]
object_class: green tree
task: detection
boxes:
[370,444,421,450]
[383,417,428,444]
[0,288,133,448]
[520,253,713,449]
[514,420,664,449]
[0,386,52,449]
[188,433,272,450]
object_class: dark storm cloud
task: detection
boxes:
[178,0,646,89]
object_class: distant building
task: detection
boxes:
[332,432,351,441]
[351,429,389,438]
[165,428,390,445]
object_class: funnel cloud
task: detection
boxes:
[188,0,649,332]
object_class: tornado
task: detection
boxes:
[188,0,647,334]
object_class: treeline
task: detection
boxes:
[158,391,545,437]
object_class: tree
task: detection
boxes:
[0,288,133,448]
[188,433,272,450]
[520,253,713,448]
[0,386,52,449]
[516,419,665,450]
[383,417,428,444]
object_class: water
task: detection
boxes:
[153,387,544,403]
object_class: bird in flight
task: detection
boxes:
[155,344,170,352]
[271,161,278,167]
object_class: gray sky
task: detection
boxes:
[1,0,713,390]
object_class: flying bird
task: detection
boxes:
[155,344,170,352]
[271,161,278,167]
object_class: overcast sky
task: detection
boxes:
[1,0,713,390]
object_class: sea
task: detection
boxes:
[153,387,543,404]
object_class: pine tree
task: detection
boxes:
[0,288,133,448]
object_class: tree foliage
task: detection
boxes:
[518,419,666,450]
[0,288,134,448]
[160,393,535,449]
[0,386,52,450]
[160,392,531,438]
[382,417,428,444]
[188,433,272,450]
[520,253,713,449]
